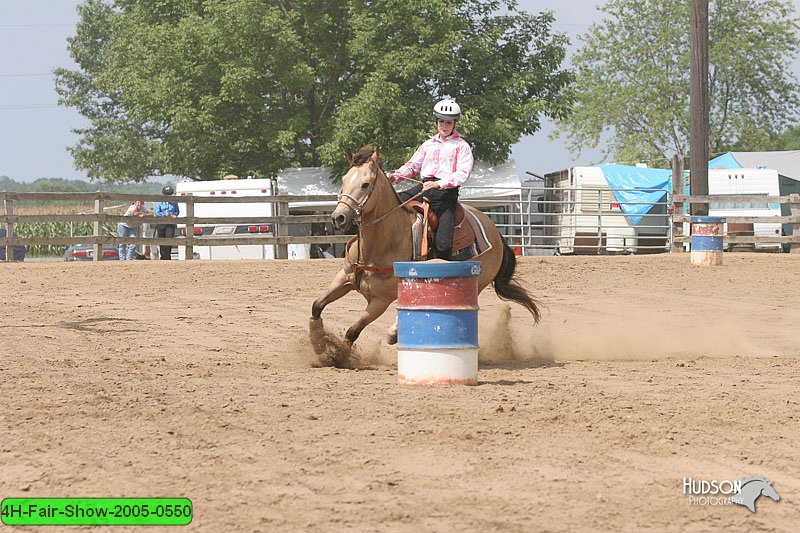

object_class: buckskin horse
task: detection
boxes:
[310,146,540,358]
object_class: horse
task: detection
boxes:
[309,145,540,362]
[731,476,780,512]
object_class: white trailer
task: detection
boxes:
[544,166,636,254]
[175,178,278,260]
[704,167,800,250]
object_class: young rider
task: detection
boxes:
[387,98,474,260]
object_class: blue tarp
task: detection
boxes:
[708,152,742,169]
[599,164,671,224]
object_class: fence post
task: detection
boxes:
[3,192,13,262]
[671,154,685,252]
[790,194,800,254]
[93,192,104,262]
[185,196,195,260]
[276,199,289,259]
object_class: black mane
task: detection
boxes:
[351,145,375,167]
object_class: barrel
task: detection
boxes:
[393,260,482,385]
[690,216,725,266]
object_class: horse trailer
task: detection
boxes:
[175,177,279,260]
[702,167,800,251]
[543,166,670,255]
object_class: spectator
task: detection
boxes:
[154,186,180,260]
[118,200,152,260]
[0,228,26,261]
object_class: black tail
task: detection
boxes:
[493,238,541,323]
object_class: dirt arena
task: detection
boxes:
[1,253,798,531]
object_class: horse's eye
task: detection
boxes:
[361,182,370,190]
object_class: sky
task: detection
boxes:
[0,1,795,183]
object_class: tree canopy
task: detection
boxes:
[556,0,800,167]
[55,0,573,182]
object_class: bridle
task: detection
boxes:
[334,163,424,277]
[336,165,422,229]
[335,167,378,226]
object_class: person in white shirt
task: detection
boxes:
[387,98,474,260]
[117,199,152,260]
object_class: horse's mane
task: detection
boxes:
[349,145,377,167]
[348,144,410,210]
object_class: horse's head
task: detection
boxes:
[760,480,780,502]
[331,145,385,231]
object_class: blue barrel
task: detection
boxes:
[691,216,724,266]
[394,260,482,385]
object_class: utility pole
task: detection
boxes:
[690,0,709,215]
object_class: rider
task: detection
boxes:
[387,97,474,260]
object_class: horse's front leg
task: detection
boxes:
[311,268,353,319]
[345,296,393,345]
[387,318,398,345]
[310,269,354,355]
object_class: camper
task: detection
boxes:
[704,167,800,250]
[175,177,278,260]
[543,166,670,255]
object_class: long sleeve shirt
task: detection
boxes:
[155,201,180,218]
[391,131,474,189]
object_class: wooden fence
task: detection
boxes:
[4,188,800,261]
[671,193,800,254]
[1,191,351,261]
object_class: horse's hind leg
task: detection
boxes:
[345,297,393,345]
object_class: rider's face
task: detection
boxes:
[436,119,455,137]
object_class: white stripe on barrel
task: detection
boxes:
[393,260,482,385]
[691,216,725,266]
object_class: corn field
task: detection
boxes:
[9,201,125,257]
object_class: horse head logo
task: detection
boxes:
[731,476,780,513]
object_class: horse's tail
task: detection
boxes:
[493,238,541,323]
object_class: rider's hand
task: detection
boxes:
[422,180,441,191]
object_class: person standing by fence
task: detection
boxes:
[154,186,179,260]
[118,200,151,260]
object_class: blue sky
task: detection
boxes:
[0,1,795,182]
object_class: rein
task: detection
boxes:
[338,168,424,276]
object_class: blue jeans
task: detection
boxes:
[117,223,137,260]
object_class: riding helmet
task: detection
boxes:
[433,98,461,121]
[162,185,175,195]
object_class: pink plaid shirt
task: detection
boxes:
[391,131,474,189]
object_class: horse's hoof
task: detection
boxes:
[309,318,326,355]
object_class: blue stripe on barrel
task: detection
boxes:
[690,235,723,251]
[393,261,482,279]
[397,309,479,349]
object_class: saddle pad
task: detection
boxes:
[462,208,493,256]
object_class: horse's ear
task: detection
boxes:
[345,149,354,167]
[370,147,384,166]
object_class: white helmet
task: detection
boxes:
[433,98,461,120]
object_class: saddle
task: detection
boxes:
[408,200,477,261]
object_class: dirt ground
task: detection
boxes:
[1,253,798,532]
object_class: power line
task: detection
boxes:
[0,73,54,78]
[0,24,74,28]
[0,104,60,110]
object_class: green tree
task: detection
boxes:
[776,125,800,149]
[55,0,572,182]
[556,0,800,167]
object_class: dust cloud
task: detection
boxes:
[475,304,773,363]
